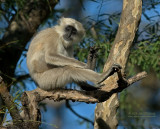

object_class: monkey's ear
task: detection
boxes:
[58,17,65,25]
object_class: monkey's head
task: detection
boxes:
[55,17,85,46]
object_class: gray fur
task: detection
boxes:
[27,18,118,90]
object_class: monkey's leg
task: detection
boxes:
[35,66,102,90]
[64,66,119,88]
[35,64,121,91]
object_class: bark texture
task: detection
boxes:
[94,0,142,129]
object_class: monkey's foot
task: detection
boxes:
[111,63,122,72]
[97,63,122,84]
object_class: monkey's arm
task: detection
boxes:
[45,53,87,68]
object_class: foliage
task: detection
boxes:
[129,40,160,77]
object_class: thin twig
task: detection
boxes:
[66,101,94,125]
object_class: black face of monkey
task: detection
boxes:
[63,25,77,41]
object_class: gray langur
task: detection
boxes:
[27,17,121,91]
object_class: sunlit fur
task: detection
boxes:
[27,17,107,91]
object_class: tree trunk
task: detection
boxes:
[94,0,142,129]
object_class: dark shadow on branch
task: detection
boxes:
[96,117,111,129]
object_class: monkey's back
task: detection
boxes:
[27,28,58,75]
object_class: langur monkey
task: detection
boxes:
[27,17,121,91]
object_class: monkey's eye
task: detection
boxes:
[72,29,77,35]
[65,25,77,35]
[65,26,71,31]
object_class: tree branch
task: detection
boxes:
[0,77,23,128]
[128,71,147,85]
[0,71,147,128]
[20,70,147,125]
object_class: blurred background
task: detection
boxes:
[0,0,160,129]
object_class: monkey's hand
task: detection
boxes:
[97,63,122,85]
